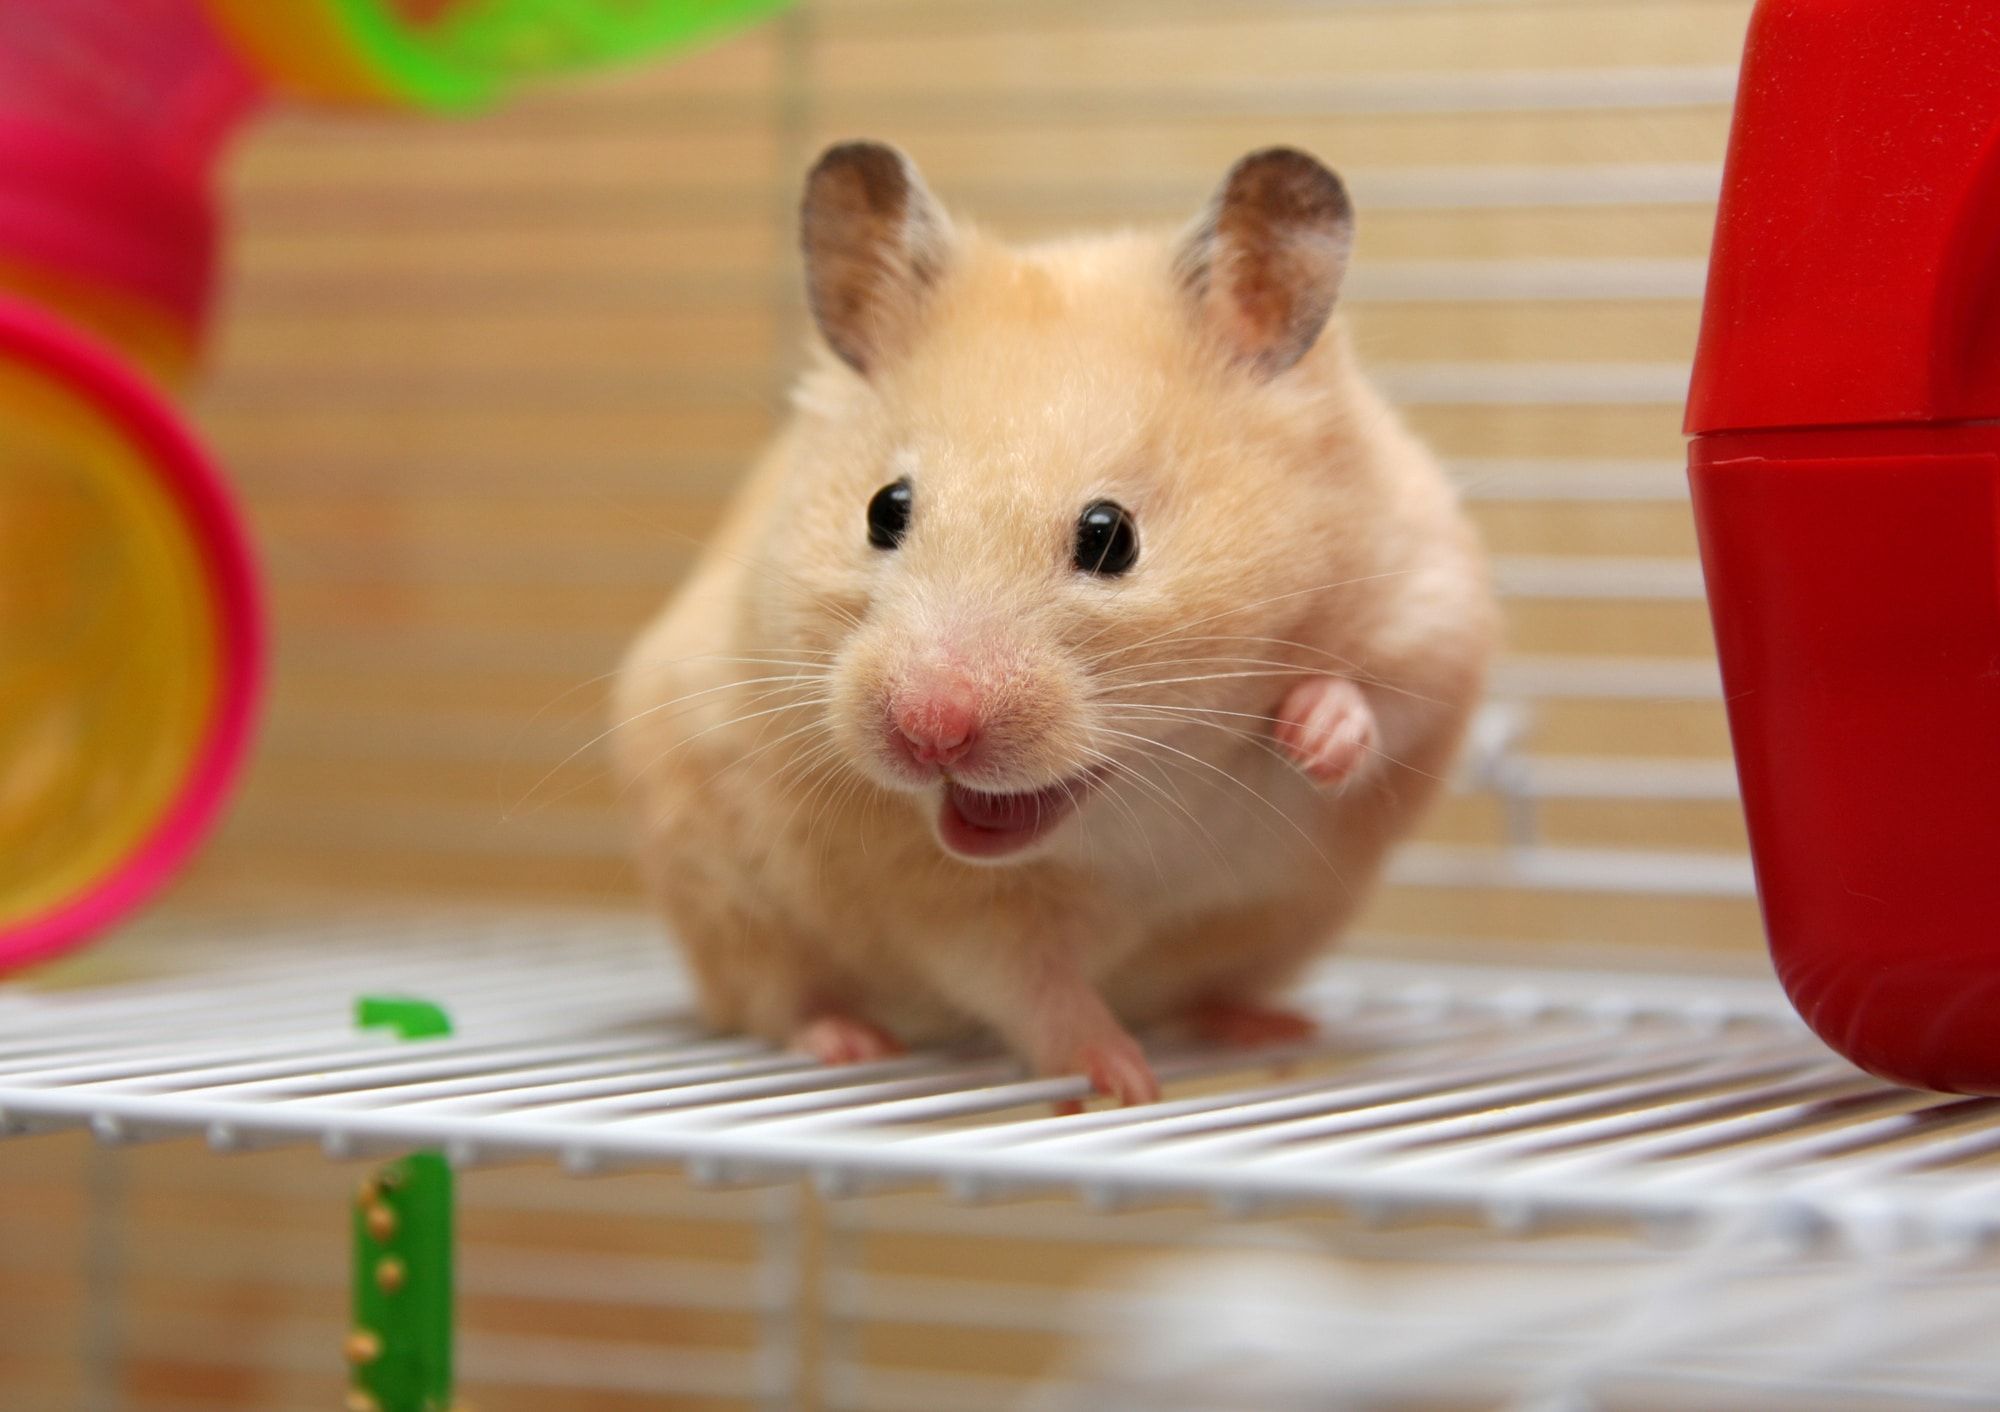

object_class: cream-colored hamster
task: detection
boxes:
[615,141,1495,1103]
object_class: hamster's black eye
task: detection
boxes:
[1074,500,1139,577]
[867,478,912,550]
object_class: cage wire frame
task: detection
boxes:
[7,901,2000,1409]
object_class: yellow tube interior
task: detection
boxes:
[0,357,216,931]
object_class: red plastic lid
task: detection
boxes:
[1686,0,2000,436]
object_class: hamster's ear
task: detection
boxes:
[801,141,953,375]
[1174,147,1354,376]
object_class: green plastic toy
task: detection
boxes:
[208,0,796,111]
[348,997,457,1412]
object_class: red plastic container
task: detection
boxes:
[1688,0,2000,1091]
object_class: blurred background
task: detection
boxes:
[180,0,1755,953]
[2,0,1773,1407]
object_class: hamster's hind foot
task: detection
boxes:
[790,1014,905,1065]
[1082,1030,1161,1106]
[1187,996,1318,1048]
[1044,1026,1161,1114]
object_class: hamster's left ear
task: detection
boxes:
[801,141,954,376]
[1175,147,1354,376]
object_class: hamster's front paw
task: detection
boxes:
[1273,676,1378,788]
[790,1014,905,1065]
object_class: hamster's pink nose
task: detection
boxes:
[893,686,981,768]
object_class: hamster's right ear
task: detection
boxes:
[801,141,954,376]
[1175,147,1354,376]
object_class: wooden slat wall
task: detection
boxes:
[178,0,1762,942]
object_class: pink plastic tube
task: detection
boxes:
[0,295,267,971]
[0,0,263,343]
[0,0,267,969]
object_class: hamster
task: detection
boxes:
[614,141,1496,1104]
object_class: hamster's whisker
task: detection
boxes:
[508,650,829,800]
[629,705,830,814]
[1089,667,1314,694]
[1086,743,1236,877]
[1092,723,1342,880]
[580,649,836,721]
[804,744,860,832]
[1138,709,1361,796]
[733,736,861,892]
[1080,744,1200,876]
[1060,764,1114,874]
[801,759,879,887]
[1098,704,1286,761]
[1114,635,1449,708]
[1124,746,1296,889]
[1072,570,1421,661]
[602,670,826,744]
[1151,633,1346,663]
[1099,707,1303,809]
[727,675,839,773]
[1091,651,1301,676]
[1063,751,1109,870]
[1100,702,1321,773]
[753,742,838,822]
[763,738,851,848]
[1104,700,1276,728]
[1091,650,1429,707]
[696,712,839,796]
[609,676,829,779]
[1099,707,1311,810]
[817,770,877,871]
[1124,749,1302,882]
[1074,748,1166,882]
[1358,739,1446,784]
[770,734,845,792]
[1116,693,1442,784]
[625,696,835,798]
[508,672,826,817]
[633,648,838,664]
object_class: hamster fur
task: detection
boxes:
[614,142,1496,1102]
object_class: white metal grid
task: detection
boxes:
[4,911,1997,1253]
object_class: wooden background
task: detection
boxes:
[5,1,1770,1407]
[174,0,1766,959]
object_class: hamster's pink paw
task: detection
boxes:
[1273,676,1378,788]
[1074,1029,1162,1107]
[790,1014,904,1065]
[1189,997,1318,1048]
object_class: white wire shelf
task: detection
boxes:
[3,911,1994,1251]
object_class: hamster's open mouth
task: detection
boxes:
[938,774,1094,860]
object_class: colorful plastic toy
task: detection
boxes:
[0,0,790,974]
[208,0,791,111]
[0,0,261,382]
[1689,0,2000,1092]
[351,997,458,1412]
[0,295,263,974]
